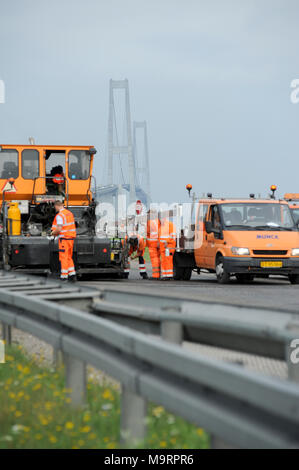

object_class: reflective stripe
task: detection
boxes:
[60,275,68,279]
[61,269,68,273]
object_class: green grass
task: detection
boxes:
[0,345,210,449]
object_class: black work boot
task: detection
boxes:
[68,274,77,283]
[141,272,149,280]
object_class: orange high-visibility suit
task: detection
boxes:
[146,217,161,279]
[123,235,147,278]
[159,218,176,279]
[52,208,76,279]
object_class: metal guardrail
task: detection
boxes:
[92,288,299,367]
[0,272,299,448]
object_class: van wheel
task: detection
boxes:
[215,256,230,284]
[288,274,299,284]
[182,268,192,281]
[173,262,184,280]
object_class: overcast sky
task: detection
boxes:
[0,0,299,202]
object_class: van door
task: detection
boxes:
[205,204,224,268]
[194,203,209,267]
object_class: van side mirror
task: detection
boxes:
[205,221,212,233]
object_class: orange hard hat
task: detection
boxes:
[53,174,64,184]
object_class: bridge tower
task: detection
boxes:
[133,121,151,203]
[107,79,136,202]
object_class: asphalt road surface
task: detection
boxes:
[83,263,294,380]
[84,262,299,314]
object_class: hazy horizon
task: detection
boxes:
[0,0,299,203]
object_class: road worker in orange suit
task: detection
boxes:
[146,209,161,279]
[159,214,176,280]
[51,165,65,195]
[51,200,77,282]
[123,234,148,279]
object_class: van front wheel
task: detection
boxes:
[288,274,299,285]
[215,256,230,284]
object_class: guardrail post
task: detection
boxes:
[286,323,299,383]
[64,353,86,406]
[2,323,12,345]
[161,321,183,344]
[53,348,64,369]
[120,386,147,445]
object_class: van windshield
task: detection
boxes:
[220,203,296,230]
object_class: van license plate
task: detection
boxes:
[260,261,282,268]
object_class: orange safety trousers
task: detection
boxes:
[147,241,160,279]
[147,219,161,279]
[159,239,175,278]
[58,239,76,279]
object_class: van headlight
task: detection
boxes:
[291,248,299,256]
[231,247,250,255]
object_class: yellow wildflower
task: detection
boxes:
[160,441,167,448]
[102,389,113,400]
[39,415,49,426]
[49,435,57,444]
[83,413,91,422]
[107,442,116,449]
[80,426,91,433]
[32,383,41,391]
[152,406,164,418]
[65,421,74,430]
[15,410,22,418]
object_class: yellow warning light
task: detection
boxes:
[186,184,192,197]
[270,185,277,199]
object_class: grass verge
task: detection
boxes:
[0,344,210,449]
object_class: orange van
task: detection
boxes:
[174,196,299,284]
[284,193,299,225]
